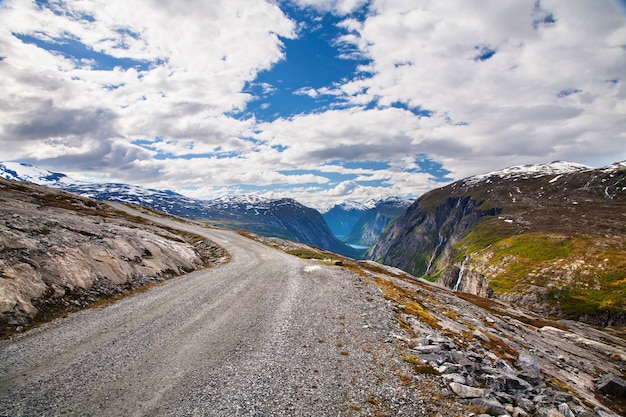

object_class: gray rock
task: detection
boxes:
[439,362,465,374]
[518,353,541,379]
[472,329,490,342]
[557,403,574,417]
[511,406,529,417]
[595,373,626,398]
[442,373,467,385]
[515,398,536,414]
[504,374,533,392]
[595,407,621,417]
[469,398,507,416]
[411,344,443,354]
[535,408,565,417]
[449,382,487,398]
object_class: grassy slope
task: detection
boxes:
[456,220,626,320]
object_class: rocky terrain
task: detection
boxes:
[0,178,624,415]
[0,178,227,335]
[236,234,626,416]
[367,161,626,326]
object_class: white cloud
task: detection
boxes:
[289,0,369,15]
[0,0,295,165]
[329,0,626,175]
[1,0,625,209]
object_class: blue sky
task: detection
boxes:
[0,0,625,208]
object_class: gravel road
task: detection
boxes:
[0,206,458,416]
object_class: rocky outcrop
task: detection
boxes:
[350,260,626,416]
[0,178,227,334]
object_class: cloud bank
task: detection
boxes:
[1,0,625,207]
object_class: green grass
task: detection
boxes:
[401,355,442,375]
[454,217,626,322]
[455,217,520,255]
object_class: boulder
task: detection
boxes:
[517,353,541,379]
[469,398,507,416]
[449,382,486,399]
[557,403,575,417]
[595,373,626,398]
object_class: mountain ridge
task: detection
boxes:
[0,162,360,258]
[367,160,626,326]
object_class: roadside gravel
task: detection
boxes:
[0,206,465,416]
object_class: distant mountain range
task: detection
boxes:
[367,160,626,326]
[0,162,361,258]
[323,197,413,247]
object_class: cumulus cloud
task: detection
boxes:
[0,0,294,169]
[285,0,626,180]
[1,0,625,208]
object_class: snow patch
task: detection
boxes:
[463,161,591,186]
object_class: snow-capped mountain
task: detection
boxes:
[342,197,413,247]
[321,200,374,238]
[462,161,591,186]
[0,162,74,186]
[320,199,377,214]
[0,162,360,258]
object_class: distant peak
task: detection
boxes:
[601,160,626,171]
[0,161,75,186]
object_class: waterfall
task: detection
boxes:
[453,256,467,292]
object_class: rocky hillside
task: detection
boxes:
[0,162,359,258]
[0,178,227,335]
[250,238,626,417]
[367,161,626,326]
[343,197,412,247]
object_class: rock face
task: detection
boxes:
[367,196,500,277]
[0,178,226,334]
[367,161,626,325]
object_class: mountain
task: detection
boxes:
[0,162,360,258]
[367,161,626,326]
[321,199,376,238]
[342,197,413,247]
[0,161,73,186]
[0,177,226,334]
[201,195,361,258]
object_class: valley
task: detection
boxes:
[1,160,625,415]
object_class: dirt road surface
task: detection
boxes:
[0,205,453,416]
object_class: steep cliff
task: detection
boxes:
[367,161,626,325]
[366,196,500,277]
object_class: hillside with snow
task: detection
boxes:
[368,160,626,326]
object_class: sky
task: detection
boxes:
[0,0,625,208]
